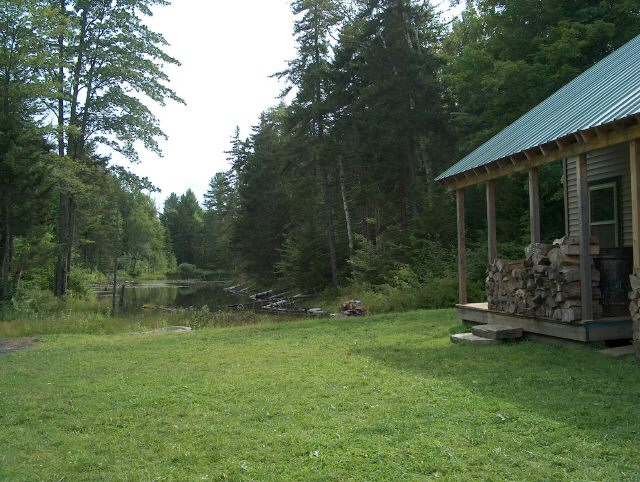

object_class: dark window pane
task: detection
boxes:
[590,186,615,222]
[591,223,616,248]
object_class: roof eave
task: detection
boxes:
[437,115,640,190]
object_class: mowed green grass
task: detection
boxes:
[1,310,640,481]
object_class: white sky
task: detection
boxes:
[123,0,460,208]
[123,0,296,207]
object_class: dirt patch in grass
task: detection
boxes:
[0,337,37,354]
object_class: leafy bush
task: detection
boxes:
[0,281,105,321]
[7,284,61,317]
[68,266,105,294]
[338,262,484,315]
[177,263,199,279]
[339,229,481,314]
[467,237,527,297]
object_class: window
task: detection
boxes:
[589,180,619,248]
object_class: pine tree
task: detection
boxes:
[0,0,56,302]
[277,0,345,287]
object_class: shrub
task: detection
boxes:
[348,230,406,286]
[68,266,105,294]
[177,263,199,280]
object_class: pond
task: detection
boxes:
[94,281,246,313]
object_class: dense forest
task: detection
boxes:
[1,0,639,314]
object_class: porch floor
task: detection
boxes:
[457,302,632,343]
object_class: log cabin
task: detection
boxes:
[435,34,640,345]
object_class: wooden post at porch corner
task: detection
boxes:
[529,167,541,244]
[456,189,468,305]
[576,153,593,321]
[630,139,640,268]
[486,180,497,264]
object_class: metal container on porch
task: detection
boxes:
[594,247,633,317]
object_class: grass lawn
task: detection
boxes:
[1,309,640,480]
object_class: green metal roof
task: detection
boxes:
[436,34,640,183]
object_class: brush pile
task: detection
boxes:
[486,236,603,322]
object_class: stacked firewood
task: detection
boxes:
[628,269,640,357]
[486,236,603,322]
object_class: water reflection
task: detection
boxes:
[95,282,243,313]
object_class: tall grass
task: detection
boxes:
[0,299,280,339]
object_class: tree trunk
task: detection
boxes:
[361,206,369,240]
[57,0,65,158]
[67,194,76,276]
[119,284,125,309]
[419,135,434,207]
[320,167,338,287]
[399,182,408,239]
[111,254,117,317]
[1,189,11,303]
[68,7,88,159]
[54,192,71,297]
[54,0,68,297]
[405,129,419,221]
[12,265,23,295]
[375,205,382,239]
[338,156,354,252]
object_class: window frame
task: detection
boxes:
[588,176,622,248]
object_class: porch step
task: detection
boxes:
[472,324,523,340]
[450,333,501,345]
[599,345,636,357]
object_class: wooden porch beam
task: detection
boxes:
[556,137,573,150]
[578,129,594,144]
[441,123,640,190]
[529,167,541,243]
[539,143,556,156]
[486,180,497,264]
[576,153,593,321]
[457,189,468,305]
[612,121,626,133]
[631,139,640,268]
[594,126,608,139]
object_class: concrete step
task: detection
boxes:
[599,345,636,357]
[450,333,501,345]
[472,324,523,340]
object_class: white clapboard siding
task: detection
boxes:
[565,142,631,246]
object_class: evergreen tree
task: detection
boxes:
[277,0,345,287]
[0,0,56,302]
[233,109,292,283]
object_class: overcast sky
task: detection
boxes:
[121,0,296,207]
[122,0,459,208]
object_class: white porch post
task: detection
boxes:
[456,188,467,305]
[576,153,593,321]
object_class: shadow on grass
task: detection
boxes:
[357,340,640,441]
